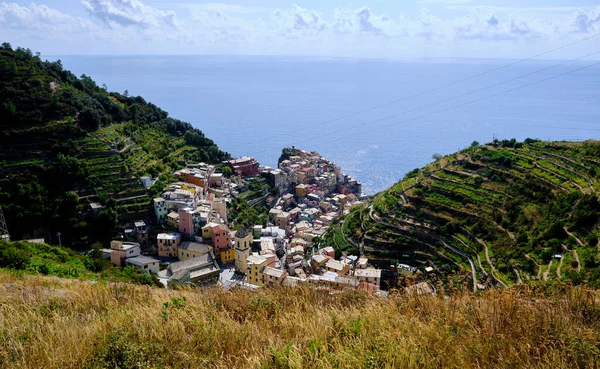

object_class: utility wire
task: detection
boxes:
[251,32,600,144]
[310,60,600,148]
[253,51,600,155]
[308,50,600,140]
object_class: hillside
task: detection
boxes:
[0,273,598,369]
[0,44,229,245]
[331,139,600,288]
[0,240,162,286]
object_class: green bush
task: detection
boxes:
[0,242,30,269]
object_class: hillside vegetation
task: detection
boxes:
[0,273,599,369]
[0,44,229,244]
[334,140,600,288]
[0,240,161,286]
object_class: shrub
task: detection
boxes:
[0,242,30,269]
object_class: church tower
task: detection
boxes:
[234,227,252,273]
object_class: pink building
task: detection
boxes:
[178,208,195,236]
[211,225,231,254]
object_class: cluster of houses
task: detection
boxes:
[104,150,395,292]
[262,150,362,196]
[234,238,384,292]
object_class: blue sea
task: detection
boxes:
[52,55,600,195]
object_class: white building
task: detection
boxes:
[125,255,160,274]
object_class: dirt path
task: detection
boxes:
[513,268,523,284]
[525,254,542,279]
[556,256,564,278]
[573,249,582,272]
[562,244,582,273]
[543,260,553,281]
[564,227,587,248]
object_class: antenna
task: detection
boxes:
[0,205,10,242]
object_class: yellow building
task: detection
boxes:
[178,242,212,261]
[202,222,219,240]
[234,228,253,273]
[167,212,179,229]
[247,254,268,286]
[295,184,309,197]
[220,249,235,264]
[262,267,287,287]
[325,259,350,275]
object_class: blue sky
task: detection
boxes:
[2,0,600,58]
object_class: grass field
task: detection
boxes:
[1,273,599,369]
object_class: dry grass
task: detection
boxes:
[1,274,599,369]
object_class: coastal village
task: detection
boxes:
[103,149,394,293]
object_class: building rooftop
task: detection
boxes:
[157,233,181,241]
[160,254,219,281]
[247,254,268,266]
[354,268,382,278]
[179,242,212,254]
[312,254,327,264]
[126,255,159,267]
[326,259,346,272]
[168,253,215,273]
[236,227,249,239]
[212,224,229,232]
[90,202,103,210]
[111,241,140,251]
[262,266,285,279]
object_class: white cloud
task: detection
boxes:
[572,8,600,33]
[2,2,600,57]
[179,3,269,15]
[0,2,94,31]
[81,0,178,28]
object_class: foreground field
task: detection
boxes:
[1,274,599,369]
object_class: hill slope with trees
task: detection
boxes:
[329,139,600,288]
[0,43,229,245]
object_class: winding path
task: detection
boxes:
[543,260,553,281]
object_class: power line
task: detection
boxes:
[255,51,600,154]
[250,32,600,144]
[314,60,600,148]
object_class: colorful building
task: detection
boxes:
[226,157,260,177]
[247,254,268,286]
[157,232,182,258]
[234,228,252,273]
[262,267,287,287]
[178,241,212,260]
[220,249,236,264]
[211,225,231,254]
[109,240,140,267]
[153,198,168,224]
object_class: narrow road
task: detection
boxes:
[564,227,587,247]
[474,236,509,288]
[562,244,581,273]
[525,254,542,279]
[442,241,477,292]
[513,268,522,284]
[543,260,553,281]
[556,256,564,278]
[573,249,582,273]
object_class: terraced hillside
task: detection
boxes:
[335,140,600,288]
[0,44,229,244]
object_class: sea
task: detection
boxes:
[51,55,600,195]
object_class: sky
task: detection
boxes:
[1,0,600,58]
